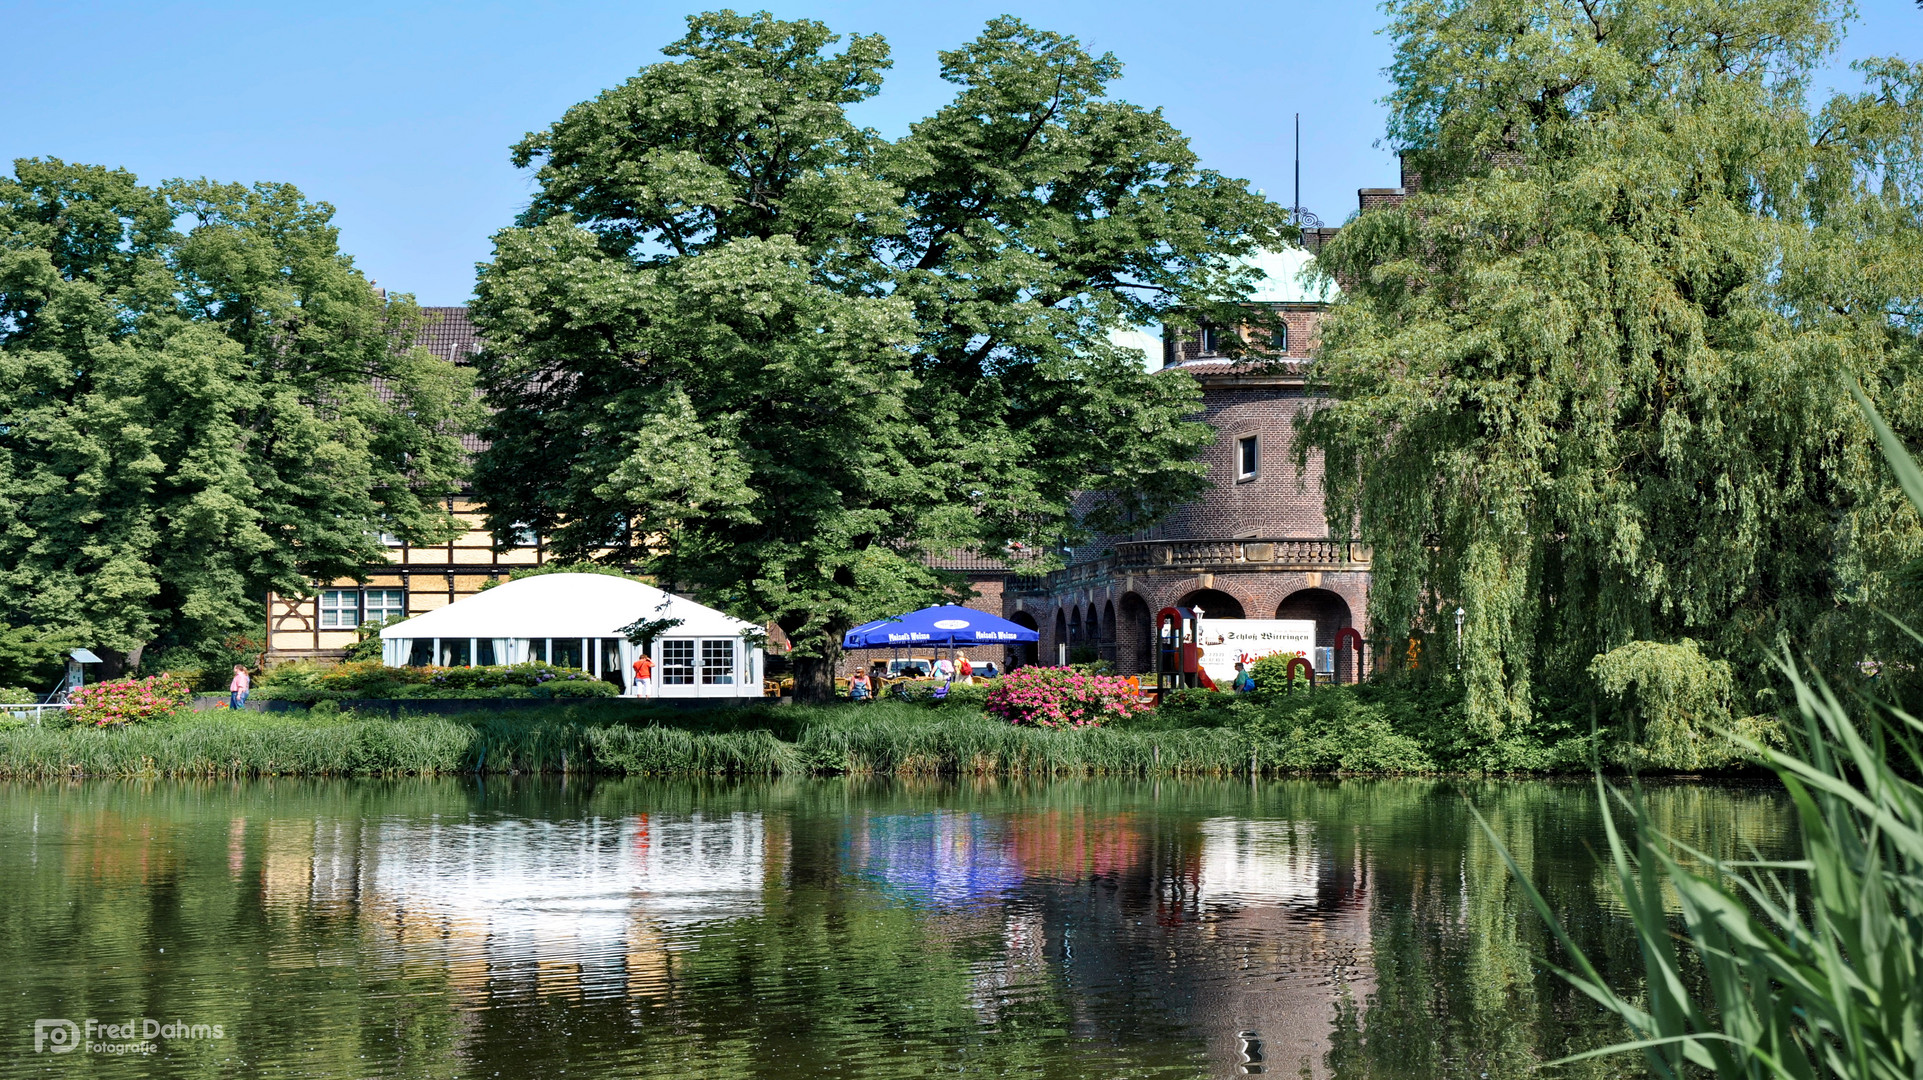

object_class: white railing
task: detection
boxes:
[4,703,72,726]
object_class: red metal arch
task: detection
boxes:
[1154,607,1216,691]
[1286,655,1314,687]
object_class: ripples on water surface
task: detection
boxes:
[0,777,1791,1079]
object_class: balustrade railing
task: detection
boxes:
[1107,538,1370,570]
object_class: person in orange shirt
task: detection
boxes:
[631,652,654,697]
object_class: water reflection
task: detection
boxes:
[0,778,1792,1079]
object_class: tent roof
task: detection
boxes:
[1241,247,1337,304]
[843,604,1040,648]
[379,574,756,641]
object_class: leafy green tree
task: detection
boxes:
[0,159,473,675]
[1302,0,1923,744]
[472,12,1287,698]
[0,622,82,692]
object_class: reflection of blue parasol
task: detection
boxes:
[847,813,1024,907]
[842,605,1040,649]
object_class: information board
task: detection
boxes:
[1196,619,1316,687]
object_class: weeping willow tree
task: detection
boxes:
[1304,0,1923,738]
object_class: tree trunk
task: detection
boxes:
[791,651,839,703]
[97,644,144,681]
[781,620,847,704]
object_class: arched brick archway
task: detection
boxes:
[1052,609,1068,664]
[1176,587,1245,620]
[1117,593,1152,676]
[1100,600,1117,664]
[1009,610,1040,669]
[1277,588,1355,680]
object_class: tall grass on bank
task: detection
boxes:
[795,708,1254,775]
[0,709,806,780]
[0,702,1266,779]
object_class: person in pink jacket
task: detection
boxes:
[229,665,251,711]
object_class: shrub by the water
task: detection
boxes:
[1248,652,1318,697]
[0,687,33,706]
[1246,691,1434,773]
[257,661,614,703]
[67,673,193,727]
[984,666,1146,728]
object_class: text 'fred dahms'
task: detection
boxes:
[33,1018,226,1055]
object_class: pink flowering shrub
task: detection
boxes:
[984,666,1148,728]
[67,673,194,727]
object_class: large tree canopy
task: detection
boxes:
[0,159,472,679]
[1302,0,1923,748]
[472,12,1288,696]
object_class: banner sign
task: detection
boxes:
[1196,619,1315,687]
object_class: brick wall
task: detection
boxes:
[1014,568,1369,679]
[1156,380,1332,539]
[1165,304,1323,365]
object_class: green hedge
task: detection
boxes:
[256,661,618,703]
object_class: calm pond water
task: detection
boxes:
[0,777,1791,1079]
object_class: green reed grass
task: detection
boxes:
[0,701,1269,779]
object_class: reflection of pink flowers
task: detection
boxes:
[984,667,1147,729]
[67,673,194,727]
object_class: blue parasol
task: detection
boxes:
[842,605,1039,649]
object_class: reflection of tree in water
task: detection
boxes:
[1323,781,1796,1080]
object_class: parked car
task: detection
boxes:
[876,659,934,680]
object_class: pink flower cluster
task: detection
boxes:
[67,673,194,727]
[984,666,1148,729]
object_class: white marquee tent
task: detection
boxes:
[378,573,764,699]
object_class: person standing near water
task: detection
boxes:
[229,665,251,710]
[631,652,654,697]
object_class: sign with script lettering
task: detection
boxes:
[1196,620,1315,687]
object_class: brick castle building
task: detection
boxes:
[267,173,1413,676]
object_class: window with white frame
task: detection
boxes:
[319,590,360,628]
[364,589,406,624]
[701,639,736,685]
[1237,435,1259,482]
[661,640,696,685]
[320,588,406,629]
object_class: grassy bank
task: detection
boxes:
[0,701,1273,780]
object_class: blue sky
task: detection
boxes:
[7,1,1923,306]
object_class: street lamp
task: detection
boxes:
[1453,607,1465,670]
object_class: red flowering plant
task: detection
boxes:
[66,673,194,727]
[983,666,1148,729]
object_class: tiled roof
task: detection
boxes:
[416,307,483,365]
[926,546,1046,573]
[382,306,488,454]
